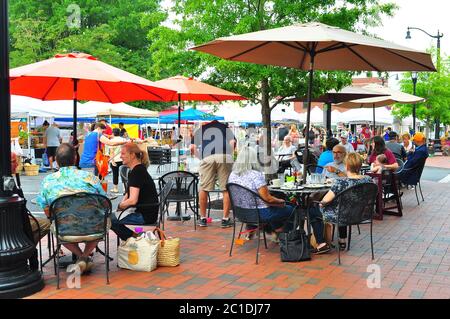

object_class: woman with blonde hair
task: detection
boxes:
[288,124,300,146]
[401,132,414,153]
[308,152,374,253]
[110,143,157,241]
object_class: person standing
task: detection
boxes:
[194,120,235,228]
[99,119,113,138]
[288,124,300,146]
[339,131,355,153]
[105,128,127,193]
[118,122,128,139]
[360,124,372,140]
[43,121,62,172]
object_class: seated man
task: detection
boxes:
[399,132,429,185]
[385,131,407,161]
[317,138,340,173]
[322,145,347,179]
[36,143,107,274]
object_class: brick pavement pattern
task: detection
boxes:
[28,180,450,299]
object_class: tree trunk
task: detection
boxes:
[261,78,271,157]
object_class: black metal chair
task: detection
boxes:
[159,171,199,229]
[226,183,272,264]
[116,179,174,248]
[321,182,378,265]
[400,157,427,205]
[49,192,112,288]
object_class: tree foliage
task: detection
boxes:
[8,0,168,110]
[148,0,397,151]
[394,51,450,130]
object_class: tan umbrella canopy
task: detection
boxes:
[336,83,425,132]
[192,22,436,181]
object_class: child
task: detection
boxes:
[370,154,388,174]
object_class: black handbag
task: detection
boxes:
[279,228,311,262]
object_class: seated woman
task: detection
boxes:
[228,146,295,238]
[110,143,159,241]
[309,153,374,252]
[367,136,399,171]
[276,136,297,173]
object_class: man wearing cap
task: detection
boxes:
[386,131,407,161]
[399,132,429,184]
[339,131,355,154]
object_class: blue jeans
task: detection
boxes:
[259,204,295,230]
[110,213,145,241]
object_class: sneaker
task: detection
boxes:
[197,218,207,227]
[111,186,119,193]
[221,218,233,228]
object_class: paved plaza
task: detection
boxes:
[21,157,450,299]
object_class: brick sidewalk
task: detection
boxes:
[28,180,450,299]
[425,156,450,169]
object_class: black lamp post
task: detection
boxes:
[411,72,418,134]
[406,26,444,139]
[0,0,44,298]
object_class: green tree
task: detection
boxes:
[9,0,167,110]
[148,0,397,153]
[394,53,450,138]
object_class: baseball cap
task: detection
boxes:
[412,132,425,143]
[340,131,349,139]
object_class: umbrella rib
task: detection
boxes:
[295,42,309,51]
[41,77,60,100]
[95,81,114,103]
[134,83,164,101]
[316,43,357,54]
[228,41,272,60]
[279,41,308,53]
[209,94,221,102]
[382,48,436,71]
[342,43,381,72]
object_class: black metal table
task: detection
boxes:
[268,185,331,243]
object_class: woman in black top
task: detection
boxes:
[110,143,159,241]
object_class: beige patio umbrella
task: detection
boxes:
[336,83,425,133]
[191,22,436,182]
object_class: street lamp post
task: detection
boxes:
[0,0,45,298]
[406,26,444,139]
[411,72,418,134]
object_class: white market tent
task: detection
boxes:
[82,101,158,118]
[297,106,341,126]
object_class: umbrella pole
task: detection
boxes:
[177,94,181,167]
[72,79,79,144]
[302,50,316,184]
[372,104,375,137]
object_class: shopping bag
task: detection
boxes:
[153,228,180,267]
[118,236,160,272]
[42,151,50,167]
[279,228,311,262]
[95,148,109,178]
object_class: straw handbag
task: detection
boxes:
[153,228,180,267]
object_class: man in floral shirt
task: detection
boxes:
[37,143,106,274]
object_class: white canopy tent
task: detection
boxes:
[297,106,341,126]
[82,101,159,118]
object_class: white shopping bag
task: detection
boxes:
[118,236,160,272]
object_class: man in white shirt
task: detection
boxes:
[339,131,355,154]
[323,145,347,178]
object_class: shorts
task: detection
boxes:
[199,154,233,192]
[46,147,58,158]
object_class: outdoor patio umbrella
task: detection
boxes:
[154,75,246,164]
[285,85,389,135]
[191,21,436,182]
[336,83,425,134]
[10,52,176,141]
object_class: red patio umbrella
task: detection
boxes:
[10,52,177,141]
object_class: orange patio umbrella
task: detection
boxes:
[10,52,177,141]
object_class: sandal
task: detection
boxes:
[312,243,331,255]
[339,241,347,251]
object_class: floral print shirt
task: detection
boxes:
[36,166,106,209]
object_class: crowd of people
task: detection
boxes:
[11,117,439,276]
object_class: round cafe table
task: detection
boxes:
[268,184,331,245]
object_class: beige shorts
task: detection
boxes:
[199,154,234,192]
